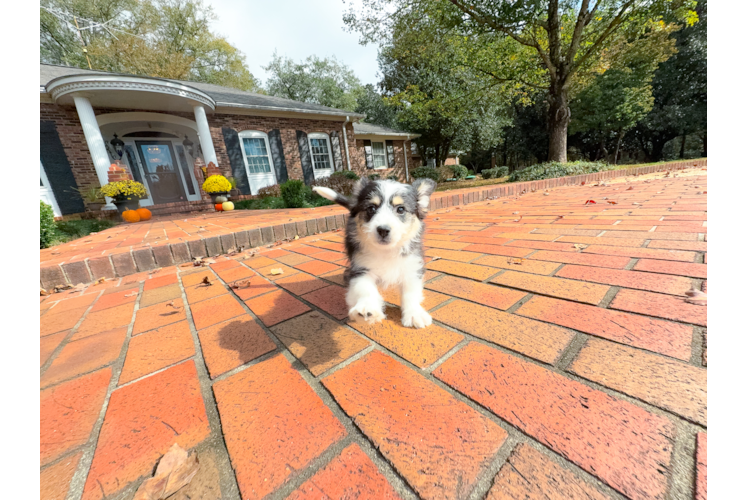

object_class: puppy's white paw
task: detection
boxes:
[349,297,385,324]
[401,306,432,329]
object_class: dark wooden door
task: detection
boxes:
[135,141,186,204]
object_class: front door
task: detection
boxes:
[135,141,186,204]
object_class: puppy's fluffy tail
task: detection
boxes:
[312,186,352,210]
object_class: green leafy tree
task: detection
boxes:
[263,53,364,111]
[628,0,707,161]
[355,84,400,128]
[344,0,698,162]
[40,0,261,91]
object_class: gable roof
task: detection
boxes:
[40,63,365,118]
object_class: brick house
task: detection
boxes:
[40,63,418,217]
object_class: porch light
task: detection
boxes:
[110,134,125,159]
[183,135,195,157]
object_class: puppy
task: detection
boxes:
[313,177,436,328]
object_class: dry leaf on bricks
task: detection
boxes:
[165,301,183,311]
[201,276,212,286]
[685,288,707,306]
[573,244,588,250]
[133,443,200,500]
[270,268,284,275]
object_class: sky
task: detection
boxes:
[207,0,381,86]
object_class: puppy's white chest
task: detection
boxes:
[357,251,421,289]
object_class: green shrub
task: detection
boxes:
[411,166,440,182]
[280,180,307,208]
[312,173,357,196]
[234,197,286,210]
[387,174,399,181]
[340,170,360,180]
[449,164,468,180]
[55,219,116,240]
[368,173,381,180]
[481,166,509,179]
[508,161,606,182]
[40,201,55,249]
[256,185,281,199]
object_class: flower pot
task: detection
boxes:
[229,189,240,198]
[113,197,140,214]
[209,192,230,203]
[87,202,104,212]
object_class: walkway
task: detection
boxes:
[40,169,707,500]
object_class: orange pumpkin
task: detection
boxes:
[122,209,141,223]
[215,203,224,211]
[135,208,152,221]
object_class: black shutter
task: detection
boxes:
[330,131,344,172]
[296,130,315,185]
[221,127,251,195]
[363,140,373,169]
[40,120,85,215]
[386,140,396,169]
[268,129,288,183]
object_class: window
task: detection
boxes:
[239,131,274,175]
[372,141,387,169]
[308,133,333,171]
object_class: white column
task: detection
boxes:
[73,96,115,209]
[193,105,218,167]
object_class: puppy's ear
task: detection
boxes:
[411,178,436,215]
[312,186,351,210]
[351,177,371,199]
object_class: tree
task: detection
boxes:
[376,39,510,167]
[355,84,400,129]
[263,53,364,111]
[628,0,707,161]
[344,0,698,162]
[40,0,261,91]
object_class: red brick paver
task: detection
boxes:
[435,343,674,500]
[323,350,507,499]
[38,168,708,500]
[214,354,346,499]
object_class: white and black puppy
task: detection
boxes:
[313,177,436,328]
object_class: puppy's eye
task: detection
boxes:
[366,206,377,216]
[396,206,405,214]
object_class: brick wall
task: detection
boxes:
[208,114,353,183]
[351,139,415,182]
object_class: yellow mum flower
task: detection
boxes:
[202,175,232,193]
[100,180,148,198]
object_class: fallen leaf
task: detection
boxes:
[513,216,523,222]
[133,443,200,500]
[543,192,550,196]
[430,256,441,262]
[201,276,212,286]
[506,257,524,265]
[573,244,588,250]
[584,200,596,205]
[685,288,707,306]
[150,268,162,275]
[581,181,586,185]
[124,292,138,298]
[626,186,634,190]
[180,263,193,268]
[270,268,284,275]
[54,284,74,292]
[94,277,106,285]
[555,215,564,220]
[607,201,618,205]
[165,301,183,311]
[230,279,250,289]
[294,235,299,240]
[40,288,50,296]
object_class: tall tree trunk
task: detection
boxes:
[679,134,686,159]
[434,144,440,167]
[614,128,624,165]
[651,139,667,162]
[548,82,570,163]
[700,132,707,157]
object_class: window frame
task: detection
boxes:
[307,132,335,178]
[238,130,276,177]
[371,141,388,170]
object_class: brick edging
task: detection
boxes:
[40,159,706,289]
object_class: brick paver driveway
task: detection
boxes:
[41,170,707,500]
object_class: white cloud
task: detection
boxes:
[207,0,381,86]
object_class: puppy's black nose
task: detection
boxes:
[377,226,391,238]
